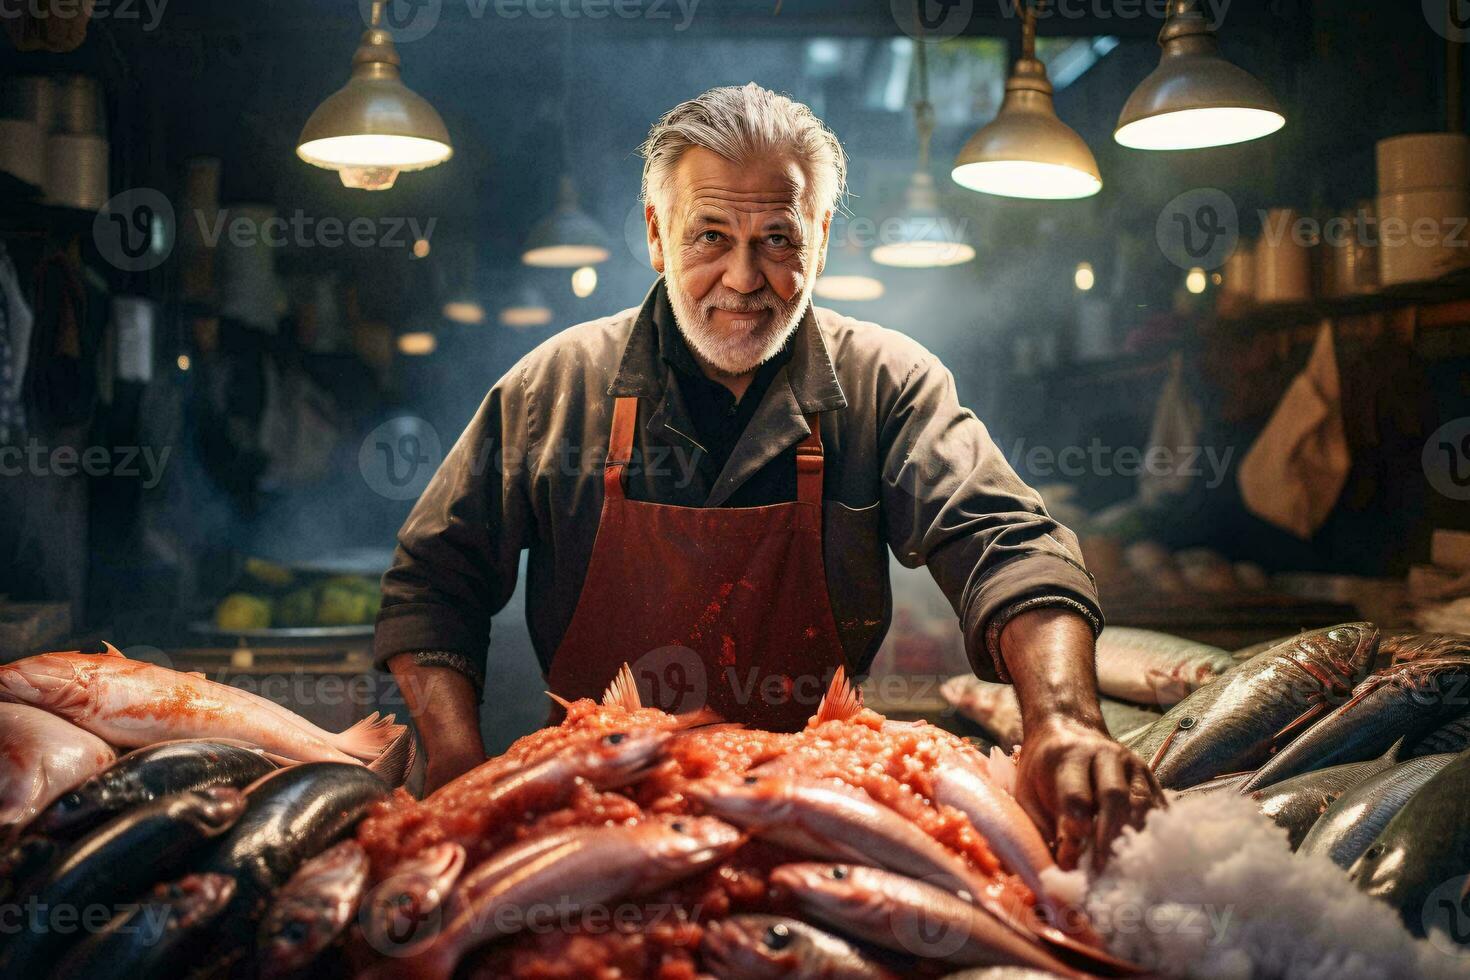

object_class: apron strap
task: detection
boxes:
[605,396,639,500]
[796,414,824,508]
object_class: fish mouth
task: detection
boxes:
[192,787,248,830]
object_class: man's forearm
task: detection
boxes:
[389,654,486,792]
[998,607,1105,734]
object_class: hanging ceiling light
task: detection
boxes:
[570,265,599,298]
[952,0,1102,200]
[817,221,887,300]
[521,32,612,267]
[499,285,554,329]
[1115,0,1284,151]
[437,241,484,324]
[871,23,974,269]
[522,176,612,267]
[297,0,453,190]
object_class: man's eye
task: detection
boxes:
[698,231,723,244]
[765,235,791,248]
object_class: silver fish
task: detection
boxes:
[1128,623,1383,789]
[1298,754,1458,868]
[1349,749,1470,937]
[1094,627,1235,708]
[941,677,1159,746]
[1240,658,1470,792]
[770,863,1081,976]
[258,839,371,979]
[701,914,901,979]
[1245,757,1394,850]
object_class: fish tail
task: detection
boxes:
[367,726,418,787]
[334,712,408,763]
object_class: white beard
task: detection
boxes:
[666,275,809,376]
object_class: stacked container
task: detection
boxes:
[1376,133,1470,286]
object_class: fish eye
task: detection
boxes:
[743,776,759,786]
[604,733,628,745]
[1178,717,1195,730]
[763,923,793,950]
[1365,844,1385,859]
[829,867,847,880]
[671,821,687,833]
[282,920,311,943]
[395,892,414,908]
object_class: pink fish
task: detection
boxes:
[0,645,405,775]
[385,815,744,980]
[1,702,115,838]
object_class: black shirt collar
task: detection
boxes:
[610,278,847,414]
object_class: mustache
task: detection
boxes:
[705,289,783,314]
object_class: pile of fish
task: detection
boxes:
[317,666,1136,979]
[0,643,412,978]
[951,622,1470,945]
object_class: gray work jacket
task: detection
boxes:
[375,279,1102,691]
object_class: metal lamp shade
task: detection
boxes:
[952,59,1102,201]
[522,176,611,268]
[1115,2,1283,151]
[499,286,554,328]
[297,26,452,188]
[870,172,975,269]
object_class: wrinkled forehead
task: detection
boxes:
[666,147,819,228]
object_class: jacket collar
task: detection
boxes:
[608,278,848,415]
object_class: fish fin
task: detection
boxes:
[99,641,126,658]
[334,712,406,763]
[987,746,1019,796]
[813,666,864,724]
[367,726,416,787]
[672,707,727,730]
[544,690,574,711]
[600,663,643,712]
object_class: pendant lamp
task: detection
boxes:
[952,0,1102,200]
[297,1,453,190]
[1115,0,1284,151]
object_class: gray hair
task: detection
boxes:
[638,83,848,223]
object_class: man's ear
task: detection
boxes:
[646,203,666,274]
[814,208,833,278]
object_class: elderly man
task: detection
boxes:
[378,83,1163,865]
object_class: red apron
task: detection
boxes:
[545,395,848,731]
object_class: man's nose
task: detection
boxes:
[721,245,765,295]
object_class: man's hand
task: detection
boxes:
[388,654,488,795]
[998,607,1166,870]
[1014,715,1163,870]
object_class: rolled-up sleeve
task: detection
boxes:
[374,368,532,691]
[879,354,1102,683]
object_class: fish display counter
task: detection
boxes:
[2,627,1470,977]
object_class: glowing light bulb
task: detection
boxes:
[1075,262,1096,292]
